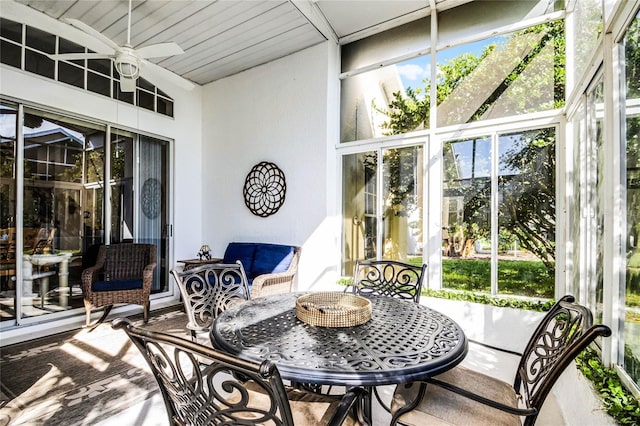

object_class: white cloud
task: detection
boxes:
[396,64,425,81]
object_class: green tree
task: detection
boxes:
[378,20,565,134]
[377,20,564,271]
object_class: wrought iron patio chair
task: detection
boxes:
[346,259,427,303]
[390,294,612,426]
[331,259,428,402]
[171,261,250,342]
[81,243,156,328]
[112,318,366,426]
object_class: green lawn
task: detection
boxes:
[408,257,555,299]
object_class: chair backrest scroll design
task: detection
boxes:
[514,294,612,426]
[352,259,427,303]
[171,261,250,335]
[113,318,294,425]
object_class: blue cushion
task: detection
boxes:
[251,244,294,277]
[223,243,256,273]
[92,279,143,291]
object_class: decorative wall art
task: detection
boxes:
[141,177,161,219]
[243,161,287,217]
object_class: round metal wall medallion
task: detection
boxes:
[141,177,161,219]
[243,162,286,217]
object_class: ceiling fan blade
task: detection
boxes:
[65,18,120,52]
[50,53,113,61]
[119,75,137,93]
[140,58,195,92]
[136,43,185,59]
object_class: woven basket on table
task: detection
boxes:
[295,292,372,327]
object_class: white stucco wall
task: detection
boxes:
[201,41,343,291]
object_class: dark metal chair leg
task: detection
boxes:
[87,304,113,332]
[390,382,427,426]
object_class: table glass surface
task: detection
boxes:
[212,292,467,386]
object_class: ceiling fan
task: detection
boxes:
[51,0,194,93]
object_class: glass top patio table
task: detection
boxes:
[211,292,468,387]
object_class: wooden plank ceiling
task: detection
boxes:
[14,0,470,87]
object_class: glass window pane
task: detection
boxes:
[58,61,84,89]
[342,17,430,72]
[624,10,640,387]
[591,79,605,322]
[437,0,560,47]
[497,128,555,298]
[137,77,154,92]
[569,103,585,299]
[137,89,155,111]
[437,20,564,128]
[341,55,430,142]
[343,151,378,274]
[442,136,491,292]
[382,146,423,262]
[572,0,602,85]
[25,26,55,54]
[22,108,106,318]
[110,131,134,243]
[87,71,111,97]
[0,40,21,68]
[59,37,85,67]
[139,136,169,293]
[0,18,22,43]
[0,103,17,323]
[25,49,55,79]
[157,96,174,117]
[114,81,134,104]
[88,58,111,77]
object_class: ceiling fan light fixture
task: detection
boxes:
[115,50,140,79]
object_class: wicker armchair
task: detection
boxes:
[250,245,301,298]
[81,243,156,327]
[346,259,427,303]
[171,261,250,341]
[390,295,612,426]
[113,318,365,425]
[222,244,301,298]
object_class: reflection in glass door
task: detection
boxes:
[0,103,18,323]
[138,135,169,293]
[497,129,555,298]
[381,146,424,261]
[343,151,378,274]
[623,12,640,387]
[110,130,134,243]
[20,108,106,320]
[342,145,424,274]
[110,130,169,293]
[442,130,556,298]
[0,105,171,326]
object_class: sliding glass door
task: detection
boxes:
[20,108,106,319]
[342,144,424,274]
[0,103,18,322]
[0,104,171,325]
[138,135,169,292]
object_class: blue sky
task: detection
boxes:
[396,36,504,90]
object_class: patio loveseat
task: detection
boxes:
[222,242,301,298]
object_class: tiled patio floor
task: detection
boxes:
[2,297,613,425]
